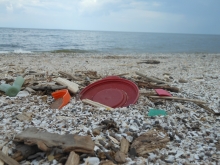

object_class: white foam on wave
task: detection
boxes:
[0,51,9,54]
[13,49,32,53]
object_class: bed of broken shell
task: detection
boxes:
[0,90,219,164]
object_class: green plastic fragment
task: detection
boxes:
[0,76,25,97]
[148,109,167,116]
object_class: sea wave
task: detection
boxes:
[0,51,9,54]
[0,49,32,54]
[50,49,98,53]
[13,49,32,53]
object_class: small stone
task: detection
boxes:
[129,147,137,158]
[41,95,48,103]
[92,129,100,136]
[126,136,133,142]
[199,152,204,158]
[194,154,200,160]
[16,91,29,97]
[133,119,140,126]
[155,120,160,125]
[165,155,174,163]
[179,78,188,83]
[205,152,212,157]
[174,139,181,143]
[142,123,151,130]
[216,144,220,151]
[48,154,54,161]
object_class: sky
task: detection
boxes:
[0,0,219,34]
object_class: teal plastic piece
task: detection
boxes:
[0,76,25,97]
[148,109,167,116]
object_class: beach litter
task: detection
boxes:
[154,88,172,96]
[0,76,24,97]
[0,54,219,164]
[50,89,71,109]
[55,77,79,94]
[148,109,167,117]
[79,76,139,108]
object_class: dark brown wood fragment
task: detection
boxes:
[137,60,160,64]
[130,130,170,158]
[12,143,40,161]
[99,160,116,165]
[13,127,95,154]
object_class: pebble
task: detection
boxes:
[164,155,175,163]
[178,78,188,83]
[205,152,212,157]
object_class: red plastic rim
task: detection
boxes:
[79,76,139,108]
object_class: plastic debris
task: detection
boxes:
[148,109,167,116]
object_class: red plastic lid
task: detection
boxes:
[80,76,139,108]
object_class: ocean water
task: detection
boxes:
[0,27,220,54]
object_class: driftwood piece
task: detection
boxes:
[196,103,219,115]
[75,70,101,79]
[114,151,126,164]
[24,87,36,93]
[82,99,113,110]
[130,130,170,158]
[140,91,157,96]
[55,77,79,93]
[136,71,168,84]
[58,71,82,81]
[0,146,9,165]
[137,60,160,64]
[12,143,39,162]
[120,138,130,154]
[30,85,67,91]
[14,127,95,154]
[149,96,206,104]
[115,73,129,76]
[0,150,20,165]
[0,141,8,150]
[136,81,179,92]
[99,160,116,165]
[65,151,80,165]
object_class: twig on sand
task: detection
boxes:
[136,71,168,84]
[82,99,113,110]
[58,71,82,81]
[135,80,179,92]
[195,103,219,115]
[149,96,207,104]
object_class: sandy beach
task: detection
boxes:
[0,52,220,164]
